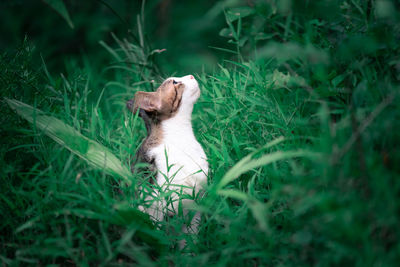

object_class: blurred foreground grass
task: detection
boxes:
[1,0,400,265]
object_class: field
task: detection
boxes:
[1,0,400,265]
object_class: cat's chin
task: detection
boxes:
[191,88,200,100]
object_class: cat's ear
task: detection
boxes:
[133,91,161,113]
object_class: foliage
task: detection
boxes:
[1,0,400,265]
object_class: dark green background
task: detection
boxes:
[1,0,400,265]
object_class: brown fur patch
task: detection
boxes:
[154,80,184,120]
[128,79,183,121]
[141,122,163,155]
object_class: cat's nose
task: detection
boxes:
[189,75,194,79]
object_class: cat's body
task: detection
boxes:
[127,75,208,238]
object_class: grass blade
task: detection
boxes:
[43,0,74,28]
[217,136,319,190]
[5,98,133,183]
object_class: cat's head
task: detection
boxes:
[126,75,200,120]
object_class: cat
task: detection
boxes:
[127,75,208,246]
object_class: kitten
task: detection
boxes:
[127,75,208,243]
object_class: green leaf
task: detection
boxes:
[15,216,41,233]
[209,46,238,55]
[6,98,132,183]
[255,32,278,41]
[219,28,233,38]
[226,7,255,22]
[43,0,74,28]
[219,64,231,79]
[248,200,269,232]
[217,137,319,190]
[113,205,167,248]
[331,74,346,87]
[218,189,248,201]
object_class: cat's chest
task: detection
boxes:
[150,132,206,164]
[145,115,208,182]
[148,128,208,178]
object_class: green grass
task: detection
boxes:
[1,0,400,266]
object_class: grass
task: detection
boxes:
[1,0,400,266]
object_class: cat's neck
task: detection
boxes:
[161,104,194,137]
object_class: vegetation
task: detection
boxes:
[1,0,400,265]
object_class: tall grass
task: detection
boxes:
[2,0,400,265]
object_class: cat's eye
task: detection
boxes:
[173,80,178,85]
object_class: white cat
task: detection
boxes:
[127,75,208,242]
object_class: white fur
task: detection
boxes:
[142,75,208,234]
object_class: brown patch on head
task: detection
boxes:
[127,79,184,120]
[155,79,184,118]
